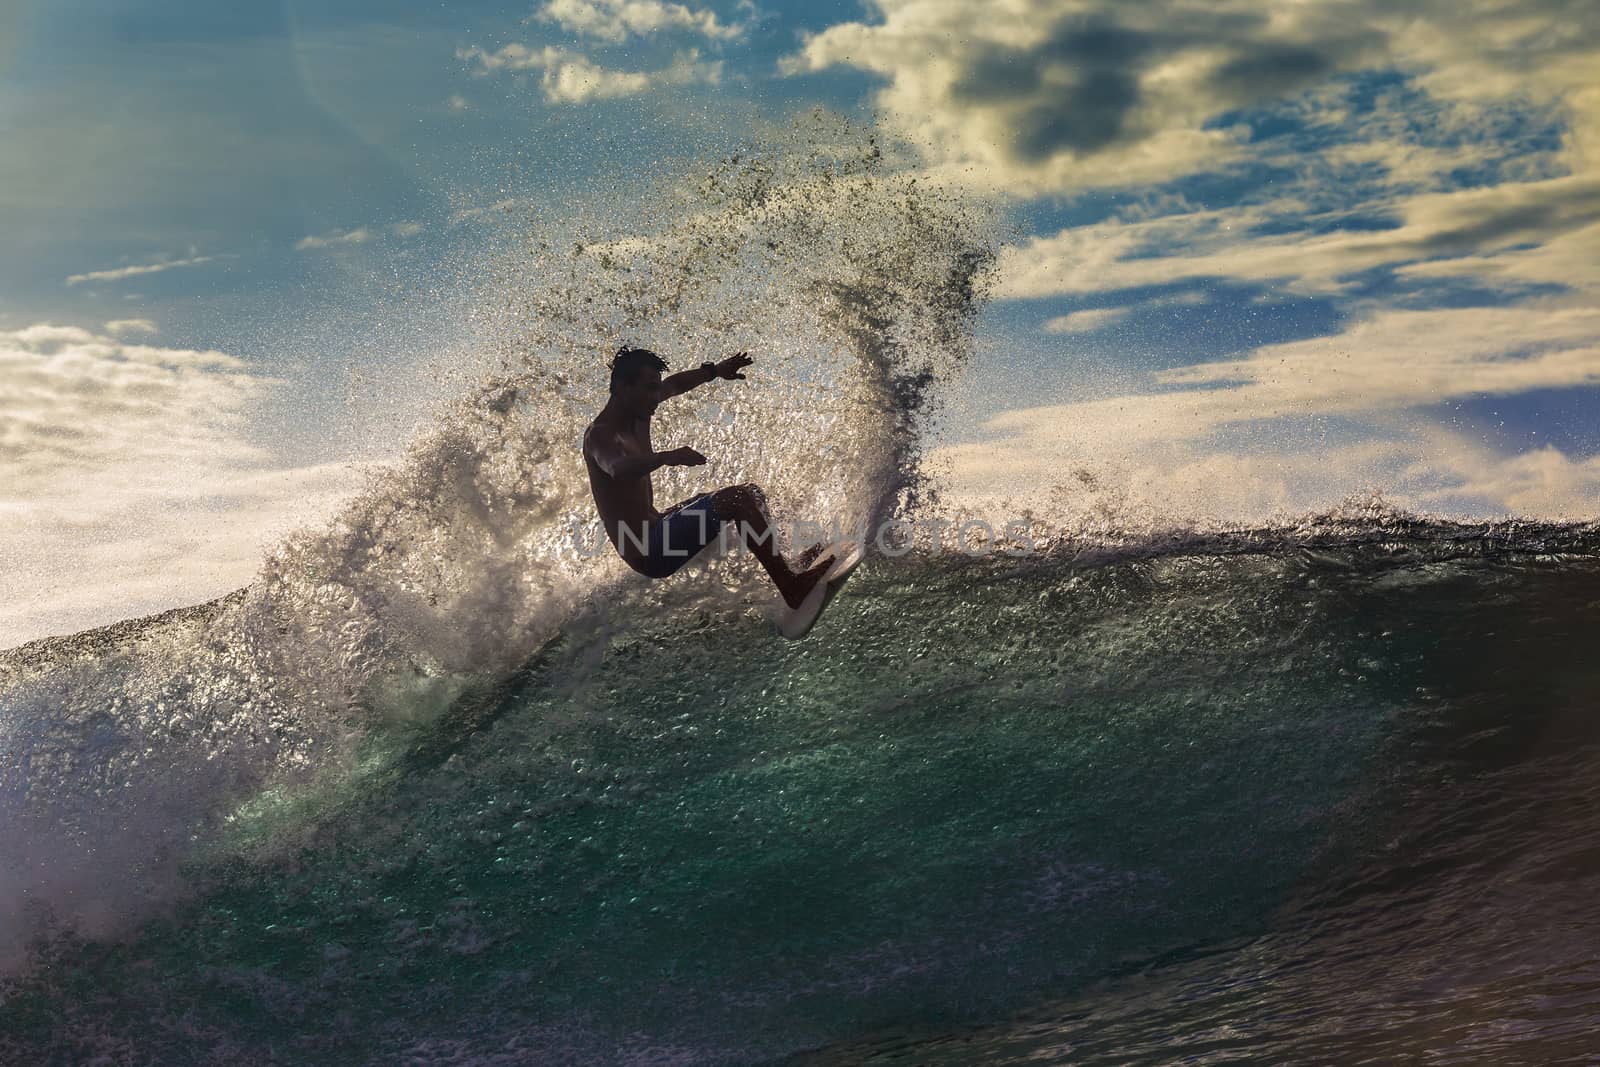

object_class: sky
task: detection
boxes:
[3,0,1599,644]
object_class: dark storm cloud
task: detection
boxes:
[951,19,1158,157]
[915,8,1369,165]
[1011,70,1142,158]
[1210,45,1335,102]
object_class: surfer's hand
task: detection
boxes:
[663,446,707,466]
[715,352,753,380]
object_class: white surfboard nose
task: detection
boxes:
[776,540,867,640]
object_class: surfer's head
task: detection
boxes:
[610,345,668,415]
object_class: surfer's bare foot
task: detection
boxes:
[781,555,834,609]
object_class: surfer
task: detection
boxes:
[583,345,834,608]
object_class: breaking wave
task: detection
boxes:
[6,121,1600,1064]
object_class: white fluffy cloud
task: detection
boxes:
[458,43,721,103]
[784,0,1600,196]
[0,323,263,476]
[537,0,744,42]
[296,228,374,250]
[947,5,1600,522]
[983,305,1600,451]
[0,323,358,646]
[782,0,1361,192]
[936,304,1600,521]
[939,425,1600,525]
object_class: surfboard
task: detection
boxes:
[776,540,866,640]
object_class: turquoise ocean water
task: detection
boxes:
[7,518,1600,1063]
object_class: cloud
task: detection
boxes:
[1,462,358,649]
[1153,305,1600,422]
[458,43,721,103]
[934,303,1600,522]
[295,222,423,250]
[997,176,1600,300]
[449,197,523,224]
[1394,215,1600,293]
[296,228,373,250]
[0,323,359,645]
[989,305,1600,449]
[104,318,157,337]
[783,0,1600,196]
[782,1,1376,192]
[0,323,259,478]
[1043,307,1130,333]
[64,255,215,287]
[867,1,1600,524]
[536,0,744,42]
[1041,292,1208,333]
[937,425,1600,525]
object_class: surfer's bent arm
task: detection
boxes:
[586,428,704,479]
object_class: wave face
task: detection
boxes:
[7,521,1600,1063]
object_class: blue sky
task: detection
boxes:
[4,0,1600,642]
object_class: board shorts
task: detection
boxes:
[634,492,727,578]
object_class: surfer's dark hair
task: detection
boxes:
[610,345,669,394]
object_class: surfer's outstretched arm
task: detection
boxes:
[661,352,754,399]
[710,482,832,609]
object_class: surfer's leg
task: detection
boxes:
[711,483,833,608]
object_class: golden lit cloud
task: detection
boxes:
[785,0,1600,196]
[783,0,1373,193]
[939,428,1600,525]
[998,177,1600,299]
[458,43,721,102]
[1043,308,1130,333]
[103,318,157,337]
[0,323,359,645]
[537,0,745,42]
[935,304,1600,521]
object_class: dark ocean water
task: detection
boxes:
[6,520,1600,1064]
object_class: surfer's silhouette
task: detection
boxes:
[583,346,834,607]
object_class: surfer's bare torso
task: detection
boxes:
[583,411,692,566]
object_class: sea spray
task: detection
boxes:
[0,118,1000,968]
[485,116,996,536]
